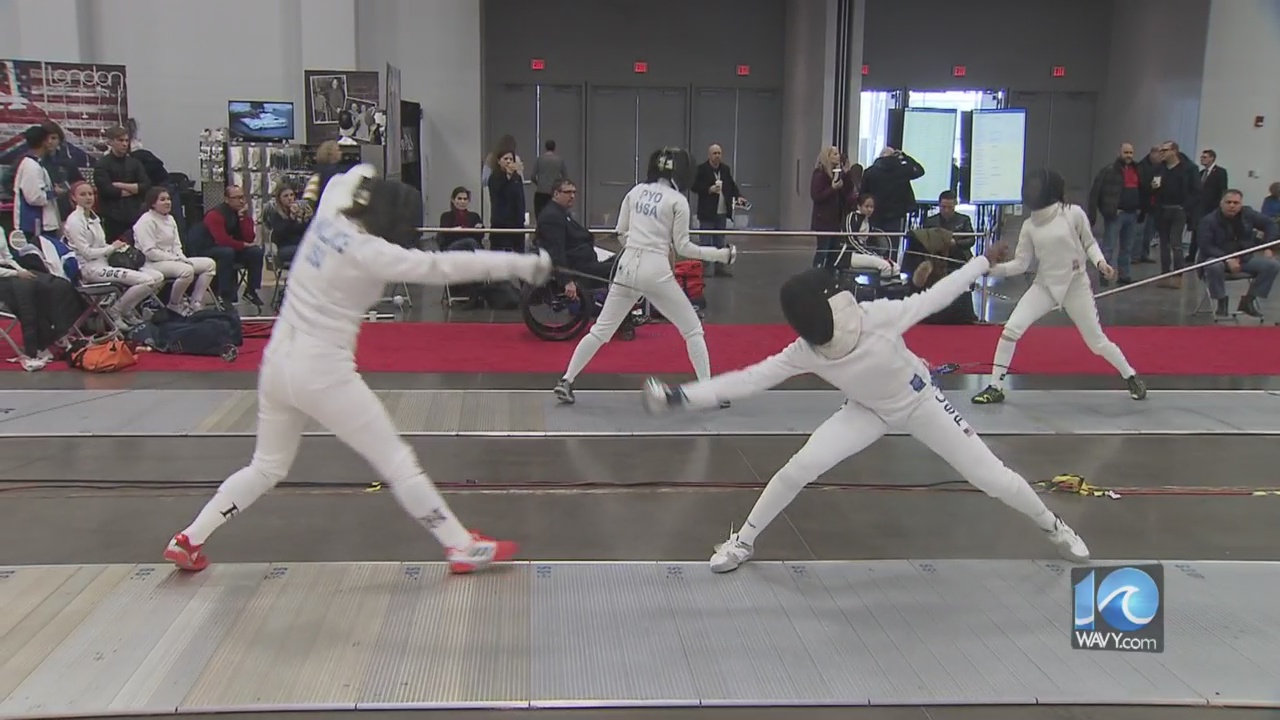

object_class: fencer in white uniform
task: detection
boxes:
[972,168,1146,405]
[164,165,553,575]
[62,181,164,325]
[640,241,1091,573]
[553,147,737,405]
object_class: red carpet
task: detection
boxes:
[5,322,1277,375]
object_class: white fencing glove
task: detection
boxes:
[641,377,687,414]
[722,244,738,266]
[519,249,554,285]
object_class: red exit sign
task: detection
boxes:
[736,64,750,76]
[1051,65,1066,77]
[530,58,545,71]
[952,65,967,77]
[633,61,648,74]
[861,64,869,75]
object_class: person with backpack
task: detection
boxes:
[162,165,552,576]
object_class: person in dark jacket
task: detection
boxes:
[1188,148,1228,265]
[1149,141,1202,286]
[37,122,85,220]
[436,187,485,251]
[810,146,859,269]
[1132,146,1161,264]
[1087,143,1143,285]
[92,126,150,242]
[264,183,308,268]
[690,144,742,277]
[860,147,925,234]
[1195,190,1279,318]
[487,148,526,253]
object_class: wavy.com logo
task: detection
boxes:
[1071,564,1164,652]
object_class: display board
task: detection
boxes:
[304,69,381,144]
[384,64,402,181]
[901,108,956,203]
[0,60,130,208]
[970,108,1027,204]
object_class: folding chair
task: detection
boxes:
[0,302,23,358]
[1193,270,1265,324]
[67,282,126,342]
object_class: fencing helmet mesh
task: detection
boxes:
[1021,168,1066,211]
[646,147,694,192]
[342,175,425,248]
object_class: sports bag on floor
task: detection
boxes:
[66,338,137,373]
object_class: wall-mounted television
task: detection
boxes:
[228,100,295,141]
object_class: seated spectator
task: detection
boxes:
[134,187,216,313]
[201,186,265,307]
[264,183,307,269]
[1196,189,1279,318]
[437,187,484,251]
[836,194,896,274]
[1261,182,1280,220]
[63,181,163,326]
[923,190,976,236]
[93,125,150,242]
[535,178,615,302]
[1,232,87,370]
[901,224,979,325]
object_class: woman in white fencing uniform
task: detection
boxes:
[62,181,163,326]
[971,168,1146,405]
[553,147,737,404]
[639,242,1090,573]
[133,186,216,314]
[164,165,553,575]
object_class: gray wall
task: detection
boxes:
[1093,0,1209,171]
[482,0,785,89]
[862,0,1114,92]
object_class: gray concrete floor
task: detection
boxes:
[5,232,1278,720]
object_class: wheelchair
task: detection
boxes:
[520,246,651,341]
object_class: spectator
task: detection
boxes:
[264,183,308,269]
[1189,148,1228,264]
[1086,143,1142,285]
[860,146,925,234]
[437,187,484,251]
[810,145,859,269]
[299,140,347,218]
[529,140,568,220]
[486,146,526,253]
[63,181,163,326]
[38,121,85,219]
[134,186,215,313]
[93,126,150,242]
[923,190,976,235]
[1149,140,1201,288]
[202,185,265,307]
[0,250,82,371]
[1196,189,1278,318]
[690,143,742,277]
[12,125,60,239]
[1262,182,1280,220]
[1132,145,1162,265]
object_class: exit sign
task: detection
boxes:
[952,65,967,77]
[736,64,750,76]
[1051,65,1066,77]
[530,58,545,71]
[633,61,648,74]
[861,64,869,75]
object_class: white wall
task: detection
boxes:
[1093,0,1209,171]
[356,0,482,220]
[1196,0,1280,205]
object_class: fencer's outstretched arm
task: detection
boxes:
[357,238,552,286]
[671,196,733,264]
[880,256,992,332]
[987,223,1034,279]
[642,341,811,413]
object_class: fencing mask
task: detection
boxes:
[341,171,425,249]
[779,268,863,358]
[646,147,695,192]
[1021,168,1066,211]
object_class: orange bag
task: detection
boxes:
[68,338,137,373]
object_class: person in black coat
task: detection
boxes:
[1195,190,1279,318]
[437,187,484,251]
[860,147,925,234]
[689,144,741,277]
[486,150,526,253]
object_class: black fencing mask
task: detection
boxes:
[779,268,841,345]
[345,177,425,248]
[1021,168,1066,211]
[646,147,694,192]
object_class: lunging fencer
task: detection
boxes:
[553,147,737,405]
[972,169,1147,405]
[164,165,553,575]
[640,242,1091,573]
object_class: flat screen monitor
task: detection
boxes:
[970,109,1027,204]
[901,108,957,204]
[228,100,295,141]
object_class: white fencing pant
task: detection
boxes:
[562,248,711,383]
[991,276,1135,389]
[179,324,473,550]
[146,257,216,308]
[79,264,164,314]
[734,390,1057,546]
